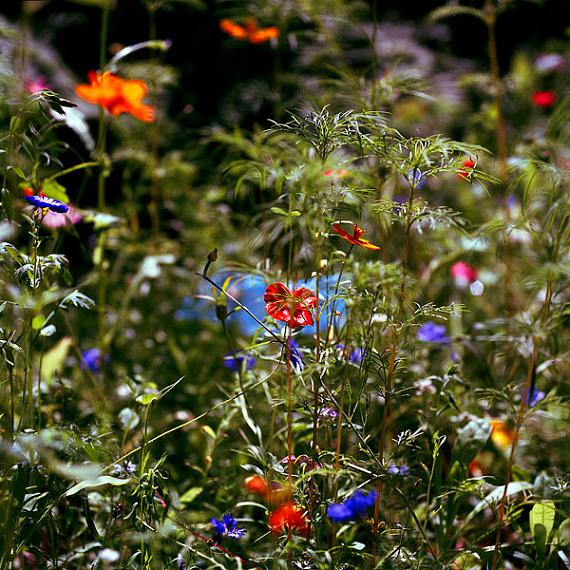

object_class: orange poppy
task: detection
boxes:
[219,18,279,44]
[331,223,381,251]
[75,71,155,122]
[268,501,309,536]
[490,419,515,449]
[244,475,291,504]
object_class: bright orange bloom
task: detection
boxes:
[220,18,279,44]
[268,502,309,536]
[331,223,381,251]
[244,475,291,504]
[490,419,515,449]
[75,71,155,122]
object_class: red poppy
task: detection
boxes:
[264,282,317,328]
[245,475,268,496]
[219,18,279,44]
[457,157,475,180]
[331,223,381,251]
[268,501,309,536]
[531,90,556,108]
[244,475,291,504]
[75,71,155,122]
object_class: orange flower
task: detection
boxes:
[244,475,290,504]
[331,223,381,251]
[75,71,155,122]
[220,18,279,44]
[490,419,515,449]
[268,502,309,536]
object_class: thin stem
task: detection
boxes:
[490,341,537,570]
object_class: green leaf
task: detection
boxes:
[464,482,533,525]
[530,501,556,559]
[41,179,69,203]
[41,337,73,383]
[179,486,203,504]
[64,476,131,497]
[136,393,158,406]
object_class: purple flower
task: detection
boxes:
[336,344,364,364]
[327,489,377,522]
[387,464,410,476]
[288,338,304,372]
[81,348,103,373]
[210,513,246,539]
[223,352,255,372]
[524,387,545,407]
[417,321,450,344]
[25,194,69,213]
[319,406,338,420]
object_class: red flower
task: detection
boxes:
[324,169,349,178]
[75,71,155,122]
[457,157,475,180]
[245,475,268,496]
[531,90,556,108]
[244,475,291,504]
[264,282,317,328]
[220,18,279,44]
[268,502,309,536]
[331,223,381,251]
[451,261,478,288]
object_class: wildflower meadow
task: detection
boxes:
[0,0,569,568]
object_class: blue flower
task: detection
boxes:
[81,348,103,373]
[327,489,378,523]
[387,464,410,476]
[210,513,246,539]
[524,387,545,407]
[223,352,255,372]
[288,338,304,372]
[417,321,450,344]
[25,193,69,213]
[336,344,364,364]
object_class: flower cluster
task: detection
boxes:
[327,489,378,522]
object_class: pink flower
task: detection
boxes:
[451,261,478,289]
[25,77,49,94]
[41,205,82,229]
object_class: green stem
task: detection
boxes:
[43,161,99,183]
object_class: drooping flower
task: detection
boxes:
[210,513,246,539]
[23,188,69,213]
[75,71,155,122]
[219,18,279,44]
[331,223,381,251]
[417,321,450,345]
[531,91,556,108]
[223,352,255,372]
[288,338,304,372]
[451,261,478,289]
[457,157,475,180]
[264,282,317,328]
[268,502,309,536]
[327,489,378,523]
[42,205,82,229]
[523,387,545,408]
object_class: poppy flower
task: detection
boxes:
[23,188,68,213]
[457,157,475,180]
[264,282,317,328]
[490,419,515,449]
[531,91,556,108]
[219,18,279,44]
[331,223,381,251]
[244,475,291,504]
[75,71,155,122]
[268,502,309,536]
